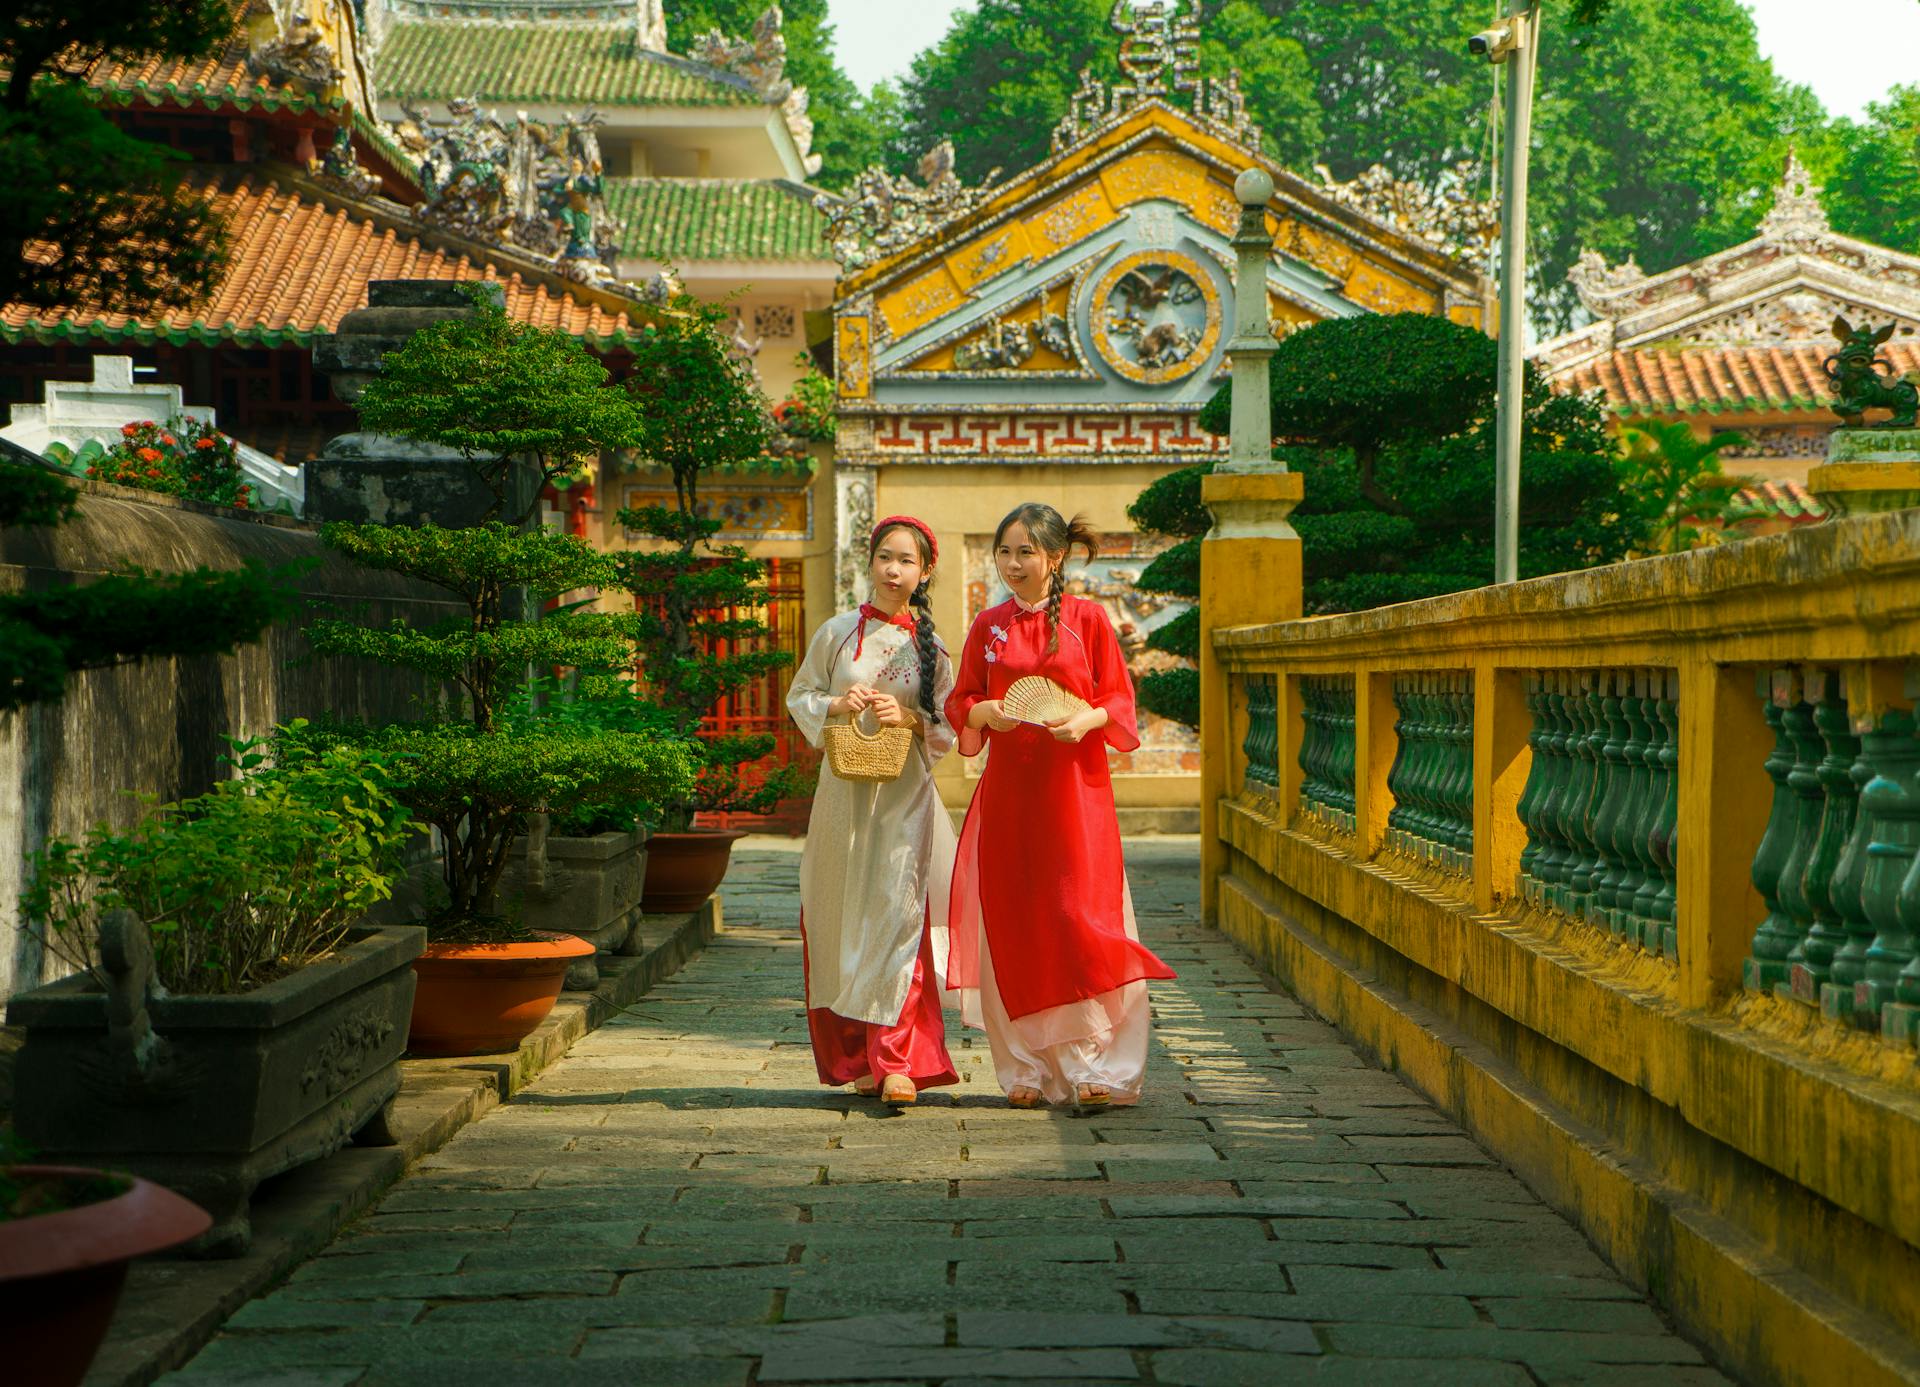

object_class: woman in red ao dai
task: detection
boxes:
[785,517,958,1107]
[945,503,1176,1109]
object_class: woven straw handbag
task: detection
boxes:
[824,713,913,784]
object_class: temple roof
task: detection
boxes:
[79,0,368,118]
[1553,342,1920,418]
[375,20,758,109]
[605,179,828,264]
[0,170,648,350]
[1538,153,1920,413]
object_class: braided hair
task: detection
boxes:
[993,503,1099,653]
[869,522,941,727]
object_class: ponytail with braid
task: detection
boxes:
[908,580,941,726]
[994,503,1100,653]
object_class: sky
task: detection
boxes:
[825,0,1920,121]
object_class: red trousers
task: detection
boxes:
[801,909,958,1089]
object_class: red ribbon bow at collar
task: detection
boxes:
[854,602,917,659]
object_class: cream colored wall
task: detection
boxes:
[871,460,1200,813]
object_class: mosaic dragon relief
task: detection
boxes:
[690,5,823,178]
[1091,250,1221,385]
[1050,1,1261,156]
[1313,160,1498,268]
[816,141,1001,273]
[953,311,1076,371]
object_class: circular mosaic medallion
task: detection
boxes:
[1088,249,1222,385]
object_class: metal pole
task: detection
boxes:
[1493,1,1540,585]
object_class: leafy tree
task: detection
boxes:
[1616,421,1749,556]
[1811,85,1920,254]
[354,290,642,525]
[1197,313,1641,614]
[612,302,813,829]
[307,312,696,931]
[892,0,1323,183]
[664,0,889,185]
[0,4,232,317]
[0,464,293,711]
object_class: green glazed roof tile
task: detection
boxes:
[378,21,759,107]
[606,179,830,263]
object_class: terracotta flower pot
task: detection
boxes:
[407,933,596,1057]
[0,1166,211,1387]
[641,830,746,914]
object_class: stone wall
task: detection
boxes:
[0,481,462,1001]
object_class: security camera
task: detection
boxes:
[1468,24,1515,61]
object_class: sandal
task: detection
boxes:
[852,1076,877,1096]
[1074,1084,1112,1110]
[880,1075,917,1107]
[1007,1087,1044,1110]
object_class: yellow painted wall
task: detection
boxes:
[874,460,1199,813]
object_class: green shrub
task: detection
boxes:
[21,728,413,995]
[1138,667,1200,729]
[85,417,252,509]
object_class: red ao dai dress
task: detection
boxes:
[785,605,959,1091]
[945,592,1177,1104]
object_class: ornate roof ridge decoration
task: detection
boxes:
[688,5,821,177]
[815,141,1001,272]
[379,0,669,40]
[395,98,627,286]
[246,0,348,94]
[1313,160,1497,267]
[1050,1,1260,157]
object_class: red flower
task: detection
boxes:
[146,467,161,478]
[120,423,139,437]
[159,434,175,446]
[136,447,162,463]
[195,437,215,449]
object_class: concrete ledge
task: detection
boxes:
[80,900,718,1387]
[1212,837,1920,1387]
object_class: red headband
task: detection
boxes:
[871,515,938,565]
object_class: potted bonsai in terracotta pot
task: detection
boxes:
[9,733,422,1255]
[308,292,697,1053]
[615,301,814,914]
[498,675,689,990]
[0,1135,212,1387]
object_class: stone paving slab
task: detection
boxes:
[156,840,1730,1386]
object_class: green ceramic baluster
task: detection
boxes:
[1747,681,1802,988]
[1565,675,1606,918]
[1451,676,1476,858]
[1858,711,1920,1019]
[1590,671,1633,930]
[1517,676,1549,895]
[1615,674,1657,943]
[1534,675,1575,898]
[1794,677,1860,997]
[1336,678,1359,819]
[1648,674,1681,957]
[1827,709,1897,999]
[1387,676,1413,846]
[1297,678,1320,815]
[1772,691,1829,982]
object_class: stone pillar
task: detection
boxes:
[309,280,532,528]
[1806,429,1920,517]
[1199,169,1305,922]
[834,462,876,610]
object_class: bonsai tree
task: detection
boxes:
[353,288,646,525]
[0,463,292,711]
[1198,312,1643,616]
[307,301,698,932]
[612,302,813,830]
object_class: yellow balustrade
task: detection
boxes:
[1206,508,1920,1387]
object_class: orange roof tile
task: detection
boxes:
[0,171,646,349]
[1555,343,1920,417]
[77,0,342,116]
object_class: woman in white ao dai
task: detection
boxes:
[785,516,958,1106]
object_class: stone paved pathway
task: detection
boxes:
[161,840,1729,1387]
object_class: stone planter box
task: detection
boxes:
[500,826,651,991]
[4,924,425,1256]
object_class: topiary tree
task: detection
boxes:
[611,302,813,829]
[307,307,697,933]
[0,463,292,711]
[1197,312,1642,616]
[1125,461,1212,728]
